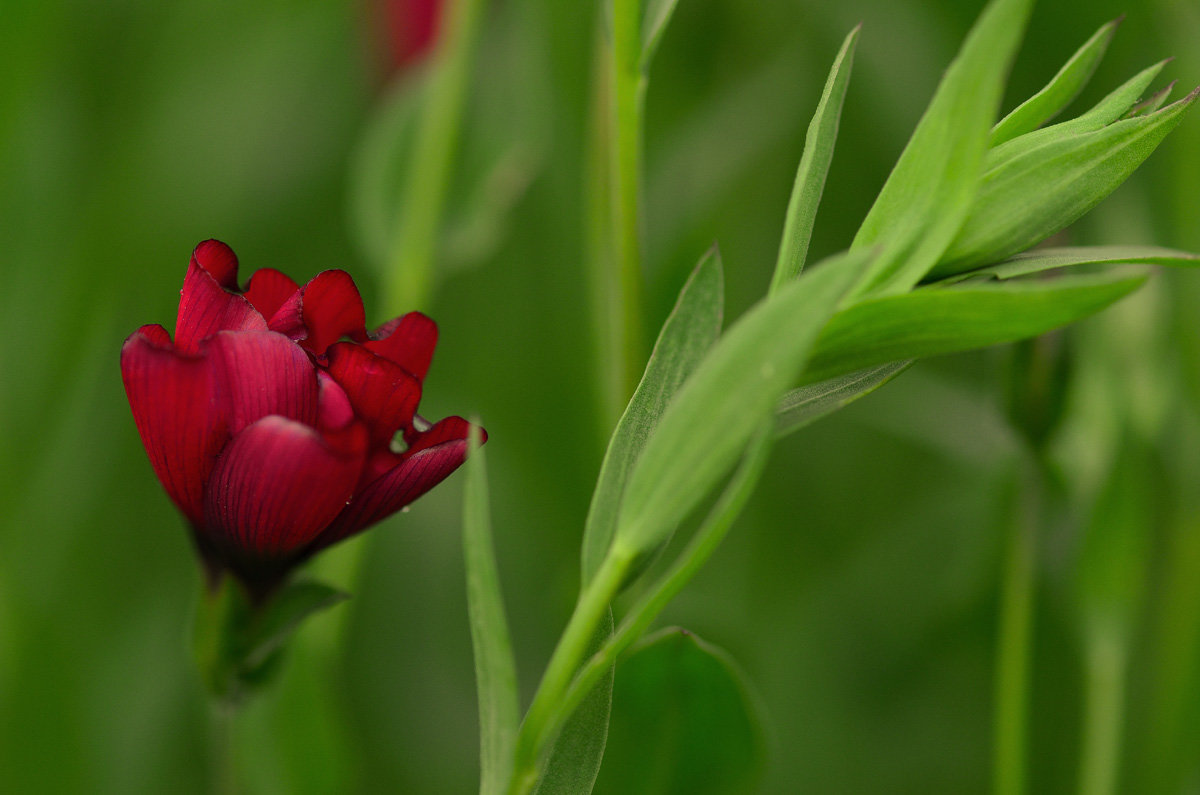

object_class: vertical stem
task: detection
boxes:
[211,703,238,795]
[1078,627,1128,795]
[585,0,643,437]
[384,0,488,315]
[507,550,633,795]
[993,460,1039,795]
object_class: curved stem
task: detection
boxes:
[507,551,632,795]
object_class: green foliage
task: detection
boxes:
[775,361,911,438]
[463,427,520,795]
[193,578,347,705]
[990,18,1120,146]
[852,0,1033,296]
[594,628,766,795]
[581,249,724,585]
[768,25,859,294]
[802,272,1146,384]
[937,89,1198,276]
[612,249,873,565]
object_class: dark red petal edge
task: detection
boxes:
[176,255,267,354]
[325,342,422,448]
[243,268,300,323]
[366,311,438,381]
[313,416,478,549]
[120,325,227,525]
[192,239,240,289]
[202,416,366,560]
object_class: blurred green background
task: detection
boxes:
[3,0,1199,792]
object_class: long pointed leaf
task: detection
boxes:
[581,248,724,584]
[775,361,912,437]
[936,245,1200,284]
[768,25,859,294]
[937,90,1198,276]
[802,271,1147,384]
[990,18,1121,146]
[464,427,519,795]
[852,0,1034,296]
[612,249,874,563]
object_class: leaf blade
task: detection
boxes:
[990,18,1121,146]
[581,248,724,584]
[802,272,1147,384]
[463,426,520,795]
[775,361,912,437]
[768,25,860,294]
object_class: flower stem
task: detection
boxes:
[993,460,1040,795]
[1077,625,1127,795]
[384,0,487,314]
[210,702,238,795]
[586,0,646,434]
[506,549,633,795]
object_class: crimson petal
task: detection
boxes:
[120,325,226,525]
[192,239,240,289]
[203,416,366,559]
[206,331,320,434]
[367,312,438,381]
[270,270,370,356]
[315,416,476,548]
[325,342,421,447]
[244,268,300,324]
[176,248,267,354]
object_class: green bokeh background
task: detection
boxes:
[2,0,1199,792]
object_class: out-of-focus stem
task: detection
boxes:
[993,459,1040,795]
[586,0,645,436]
[1078,625,1127,795]
[384,0,488,314]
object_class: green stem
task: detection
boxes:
[210,702,238,795]
[993,460,1040,795]
[608,0,646,419]
[384,0,487,314]
[1077,625,1128,795]
[556,425,772,727]
[507,550,633,795]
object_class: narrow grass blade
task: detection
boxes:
[641,0,682,71]
[852,0,1034,296]
[463,426,519,795]
[775,360,911,437]
[611,249,873,565]
[581,248,724,584]
[934,245,1200,284]
[986,60,1170,173]
[768,25,860,295]
[801,271,1147,384]
[990,18,1121,146]
[936,90,1198,276]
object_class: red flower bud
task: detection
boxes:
[121,240,484,596]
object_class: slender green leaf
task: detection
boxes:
[463,426,519,795]
[801,271,1147,384]
[612,249,873,563]
[936,90,1198,276]
[640,0,681,71]
[1126,80,1176,118]
[594,628,767,795]
[775,361,912,437]
[986,60,1170,174]
[241,581,348,670]
[532,611,614,795]
[852,0,1034,296]
[581,249,724,584]
[990,18,1121,146]
[768,25,859,294]
[935,245,1200,284]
